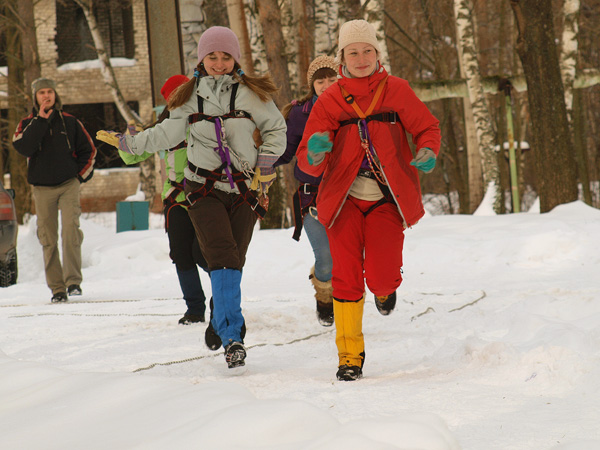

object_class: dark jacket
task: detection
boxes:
[13,108,96,187]
[275,98,322,209]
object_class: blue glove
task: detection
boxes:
[307,132,333,165]
[410,147,436,173]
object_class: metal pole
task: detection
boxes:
[504,81,520,213]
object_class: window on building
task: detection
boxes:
[64,101,139,169]
[55,0,135,66]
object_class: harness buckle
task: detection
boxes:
[390,112,397,124]
[302,184,312,195]
[185,191,196,206]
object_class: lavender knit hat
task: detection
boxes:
[197,26,242,64]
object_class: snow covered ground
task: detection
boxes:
[1,200,600,449]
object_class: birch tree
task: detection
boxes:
[559,0,591,204]
[363,0,390,71]
[454,0,500,212]
[559,0,579,119]
[226,0,255,74]
[179,0,206,76]
[314,0,338,56]
[72,0,141,123]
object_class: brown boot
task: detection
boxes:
[309,266,334,326]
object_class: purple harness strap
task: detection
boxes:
[213,118,235,188]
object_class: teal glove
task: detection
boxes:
[410,147,436,173]
[307,132,333,165]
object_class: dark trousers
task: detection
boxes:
[165,203,208,272]
[184,180,257,271]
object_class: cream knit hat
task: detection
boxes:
[336,19,381,61]
[306,55,338,87]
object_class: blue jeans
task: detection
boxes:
[303,213,332,282]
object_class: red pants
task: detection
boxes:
[327,196,404,301]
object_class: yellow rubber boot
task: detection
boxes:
[333,296,365,369]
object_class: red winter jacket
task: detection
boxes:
[297,65,441,229]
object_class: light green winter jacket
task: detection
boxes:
[123,74,286,193]
[119,145,188,205]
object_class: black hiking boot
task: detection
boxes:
[51,292,68,303]
[67,284,82,296]
[336,364,363,381]
[178,313,205,325]
[205,321,222,350]
[374,292,397,316]
[205,320,247,351]
[316,301,334,327]
[224,342,246,369]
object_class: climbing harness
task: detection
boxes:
[291,183,319,241]
[184,82,266,218]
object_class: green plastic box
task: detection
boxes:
[116,201,149,232]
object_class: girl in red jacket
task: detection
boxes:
[297,20,441,381]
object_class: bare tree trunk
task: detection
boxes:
[226,0,255,74]
[559,0,590,205]
[254,0,294,229]
[363,0,390,71]
[5,0,33,223]
[418,0,468,213]
[454,0,500,212]
[292,0,310,88]
[17,0,41,99]
[72,0,141,123]
[339,0,361,23]
[254,0,292,106]
[510,0,578,212]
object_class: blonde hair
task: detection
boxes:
[168,60,279,110]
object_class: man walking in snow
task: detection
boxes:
[13,77,96,303]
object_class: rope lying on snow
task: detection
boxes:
[132,329,335,373]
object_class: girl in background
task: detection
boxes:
[275,55,338,327]
[118,75,208,326]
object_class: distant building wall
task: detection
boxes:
[27,0,154,121]
[80,168,163,213]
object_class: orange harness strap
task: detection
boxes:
[339,76,388,119]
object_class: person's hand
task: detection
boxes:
[410,147,436,173]
[250,167,276,194]
[307,132,332,165]
[96,130,122,148]
[251,153,278,194]
[96,130,134,154]
[126,120,143,136]
[38,99,54,119]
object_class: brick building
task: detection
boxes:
[1,0,169,212]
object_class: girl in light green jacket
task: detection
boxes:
[98,26,286,370]
[118,75,208,327]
